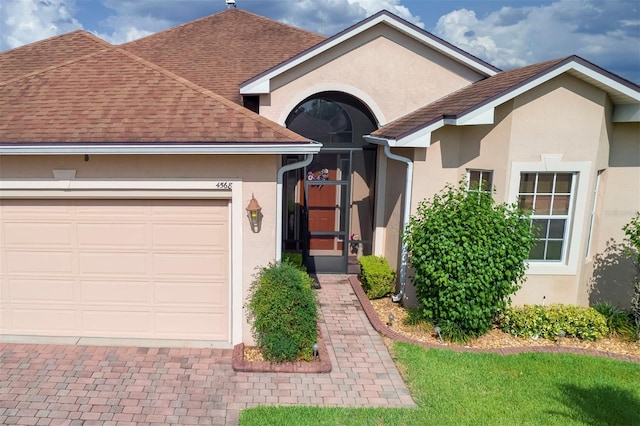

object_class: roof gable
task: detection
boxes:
[240,10,501,95]
[370,56,640,146]
[0,46,313,147]
[122,8,326,104]
[0,30,111,84]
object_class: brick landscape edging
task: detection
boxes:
[348,275,640,364]
[231,325,332,373]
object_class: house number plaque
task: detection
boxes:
[215,182,233,190]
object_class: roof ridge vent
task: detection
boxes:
[225,0,236,8]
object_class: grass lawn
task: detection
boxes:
[239,342,640,425]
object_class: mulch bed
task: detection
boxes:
[348,276,640,364]
[233,276,640,372]
[232,325,331,373]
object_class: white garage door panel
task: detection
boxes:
[78,252,149,275]
[80,281,149,303]
[0,199,230,341]
[155,283,225,305]
[8,279,75,302]
[11,308,79,332]
[152,224,226,247]
[75,201,147,216]
[6,251,74,273]
[4,223,73,245]
[156,312,227,339]
[77,223,147,247]
[82,311,151,334]
[153,253,226,277]
[3,202,72,217]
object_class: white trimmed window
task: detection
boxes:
[467,169,493,194]
[518,172,576,262]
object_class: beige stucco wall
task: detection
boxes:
[0,154,279,344]
[397,73,631,307]
[260,24,484,127]
[506,74,610,305]
[581,122,640,309]
[507,74,609,165]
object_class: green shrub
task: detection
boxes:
[622,212,640,331]
[501,304,608,341]
[358,255,396,299]
[623,212,640,265]
[261,330,299,362]
[403,180,536,340]
[438,321,472,344]
[246,262,318,362]
[282,252,306,271]
[593,302,637,339]
[404,307,427,326]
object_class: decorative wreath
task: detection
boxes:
[307,168,329,181]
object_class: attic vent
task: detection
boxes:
[226,0,236,8]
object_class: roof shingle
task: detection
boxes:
[0,30,111,84]
[372,57,572,140]
[122,8,326,104]
[0,47,310,144]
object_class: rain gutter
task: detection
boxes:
[275,153,314,261]
[364,135,413,302]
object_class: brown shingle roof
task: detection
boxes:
[122,8,326,104]
[0,30,111,84]
[372,57,572,140]
[0,47,310,144]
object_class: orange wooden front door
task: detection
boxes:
[305,152,350,254]
[307,169,338,250]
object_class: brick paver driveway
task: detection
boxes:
[0,275,414,425]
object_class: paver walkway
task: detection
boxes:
[0,275,414,425]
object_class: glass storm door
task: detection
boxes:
[304,152,351,273]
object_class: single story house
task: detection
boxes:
[1,8,638,348]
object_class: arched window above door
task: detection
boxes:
[286,99,353,144]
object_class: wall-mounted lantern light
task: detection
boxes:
[246,194,263,233]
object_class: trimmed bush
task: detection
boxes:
[622,212,640,332]
[246,262,318,362]
[501,304,608,341]
[403,181,536,341]
[623,212,640,266]
[282,252,306,272]
[358,255,396,299]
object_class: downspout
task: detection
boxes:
[276,153,314,261]
[383,145,413,303]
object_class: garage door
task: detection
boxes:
[0,198,230,341]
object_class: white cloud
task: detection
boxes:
[349,0,423,26]
[0,0,83,51]
[85,0,188,45]
[96,0,424,39]
[276,0,424,35]
[434,0,640,81]
[85,0,425,45]
[0,0,425,51]
[2,0,636,82]
[434,8,529,68]
[91,15,168,45]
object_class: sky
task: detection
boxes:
[1,0,639,83]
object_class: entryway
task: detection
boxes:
[282,92,378,273]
